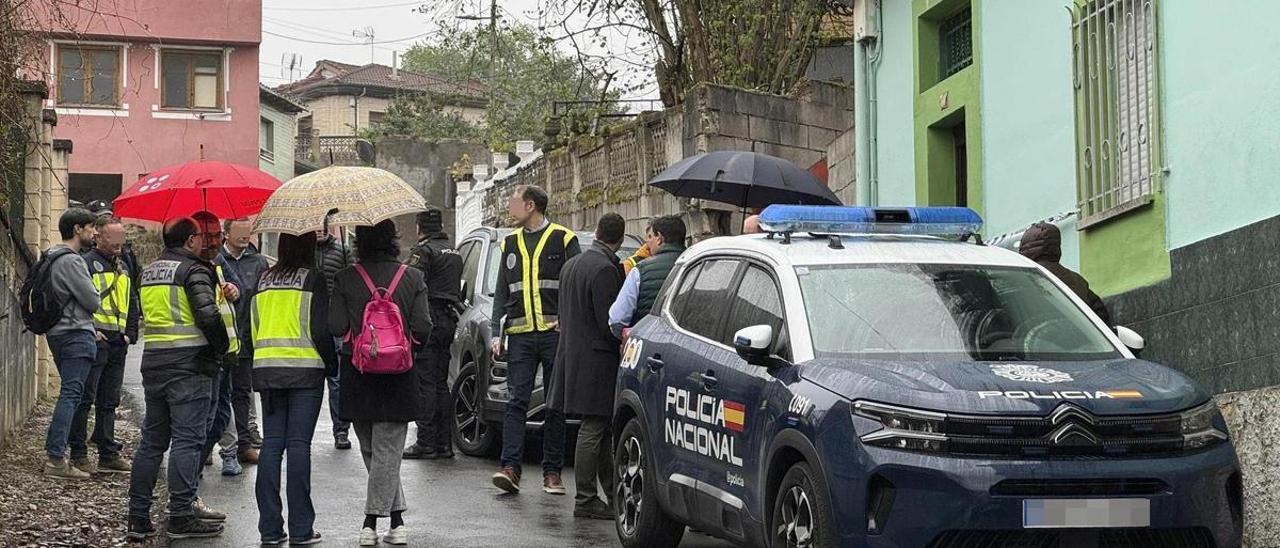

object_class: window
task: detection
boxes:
[56,45,121,106]
[68,173,123,206]
[1071,0,1159,226]
[259,117,275,162]
[669,259,740,342]
[368,110,386,125]
[939,8,973,79]
[161,49,223,110]
[723,265,790,360]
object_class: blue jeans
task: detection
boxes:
[499,331,565,475]
[69,339,128,461]
[256,386,323,540]
[46,331,97,459]
[128,374,212,518]
[201,355,236,464]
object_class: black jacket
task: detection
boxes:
[315,234,353,295]
[141,248,229,380]
[547,241,625,417]
[83,247,142,344]
[407,233,464,304]
[1019,223,1112,326]
[327,256,432,422]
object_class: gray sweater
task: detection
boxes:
[46,244,101,337]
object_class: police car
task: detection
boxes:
[612,206,1241,548]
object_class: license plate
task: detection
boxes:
[1022,499,1150,528]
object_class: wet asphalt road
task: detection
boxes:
[124,352,733,547]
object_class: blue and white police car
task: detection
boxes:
[611,206,1241,548]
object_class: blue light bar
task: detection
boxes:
[758,205,983,236]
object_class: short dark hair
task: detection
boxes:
[163,217,198,248]
[270,232,317,275]
[191,210,220,228]
[58,208,96,240]
[93,215,123,230]
[515,185,549,214]
[355,219,400,262]
[416,208,443,235]
[650,215,686,247]
[596,213,625,245]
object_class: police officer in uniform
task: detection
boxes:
[489,185,580,495]
[403,208,464,460]
[127,216,229,541]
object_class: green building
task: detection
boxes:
[853,0,1280,538]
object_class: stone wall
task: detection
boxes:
[478,83,853,241]
[826,127,856,206]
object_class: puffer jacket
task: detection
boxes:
[1019,223,1112,326]
[315,234,353,295]
[140,248,229,379]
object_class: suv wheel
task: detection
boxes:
[614,418,684,548]
[770,462,833,548]
[451,362,498,456]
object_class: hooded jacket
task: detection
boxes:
[1019,223,1112,326]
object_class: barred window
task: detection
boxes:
[1071,0,1159,227]
[940,8,973,79]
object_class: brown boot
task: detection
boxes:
[238,448,259,465]
[491,466,521,494]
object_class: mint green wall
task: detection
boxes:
[1159,1,1280,249]
[976,1,1081,269]
[870,0,918,207]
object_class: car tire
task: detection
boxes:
[451,362,499,457]
[615,418,684,548]
[770,461,835,548]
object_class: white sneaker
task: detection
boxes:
[383,526,407,545]
[358,527,378,546]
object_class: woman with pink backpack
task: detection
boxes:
[326,220,431,546]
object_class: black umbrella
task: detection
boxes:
[647,151,842,209]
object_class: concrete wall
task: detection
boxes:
[259,103,296,183]
[30,0,261,45]
[826,128,855,206]
[868,0,918,208]
[374,137,489,248]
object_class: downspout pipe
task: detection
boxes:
[853,40,872,206]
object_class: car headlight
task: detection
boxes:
[853,401,949,453]
[1180,402,1229,450]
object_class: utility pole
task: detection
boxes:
[458,2,499,110]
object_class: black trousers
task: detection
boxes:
[229,355,255,452]
[415,303,457,451]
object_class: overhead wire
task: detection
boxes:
[263,1,426,12]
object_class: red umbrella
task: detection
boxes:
[114,161,282,222]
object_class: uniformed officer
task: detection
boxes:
[68,215,139,475]
[127,215,230,541]
[403,208,464,460]
[488,185,580,495]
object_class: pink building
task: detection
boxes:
[27,0,262,205]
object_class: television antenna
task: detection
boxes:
[353,27,376,63]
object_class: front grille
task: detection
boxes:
[943,403,1187,458]
[928,528,1215,548]
[990,478,1169,497]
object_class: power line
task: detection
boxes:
[262,28,441,46]
[263,1,424,12]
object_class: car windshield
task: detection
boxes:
[797,263,1121,362]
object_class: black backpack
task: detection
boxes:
[20,247,75,335]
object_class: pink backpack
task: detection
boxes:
[349,264,414,375]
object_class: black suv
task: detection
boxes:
[449,227,642,456]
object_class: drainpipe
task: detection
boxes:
[852,0,881,206]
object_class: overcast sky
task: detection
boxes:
[258,0,658,100]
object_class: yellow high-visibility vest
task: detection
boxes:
[251,268,323,370]
[140,257,208,350]
[90,254,130,334]
[215,265,240,355]
[501,223,576,335]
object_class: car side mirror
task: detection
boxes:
[734,325,774,366]
[1114,326,1145,354]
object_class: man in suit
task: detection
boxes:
[547,213,626,520]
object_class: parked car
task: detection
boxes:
[449,226,642,456]
[613,205,1241,548]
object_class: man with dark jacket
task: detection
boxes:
[547,213,626,519]
[403,208,464,460]
[315,226,354,449]
[609,215,686,339]
[128,216,230,541]
[68,215,139,475]
[1019,222,1112,326]
[217,218,269,470]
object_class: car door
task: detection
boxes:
[648,257,743,527]
[710,262,793,535]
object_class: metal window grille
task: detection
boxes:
[940,8,973,79]
[1072,0,1159,226]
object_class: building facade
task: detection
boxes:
[26,0,262,205]
[856,1,1280,540]
[258,84,305,183]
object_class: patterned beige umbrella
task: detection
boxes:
[251,166,427,235]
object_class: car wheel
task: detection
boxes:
[451,362,498,457]
[770,462,834,548]
[615,418,684,548]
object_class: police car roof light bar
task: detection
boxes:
[758,205,983,238]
